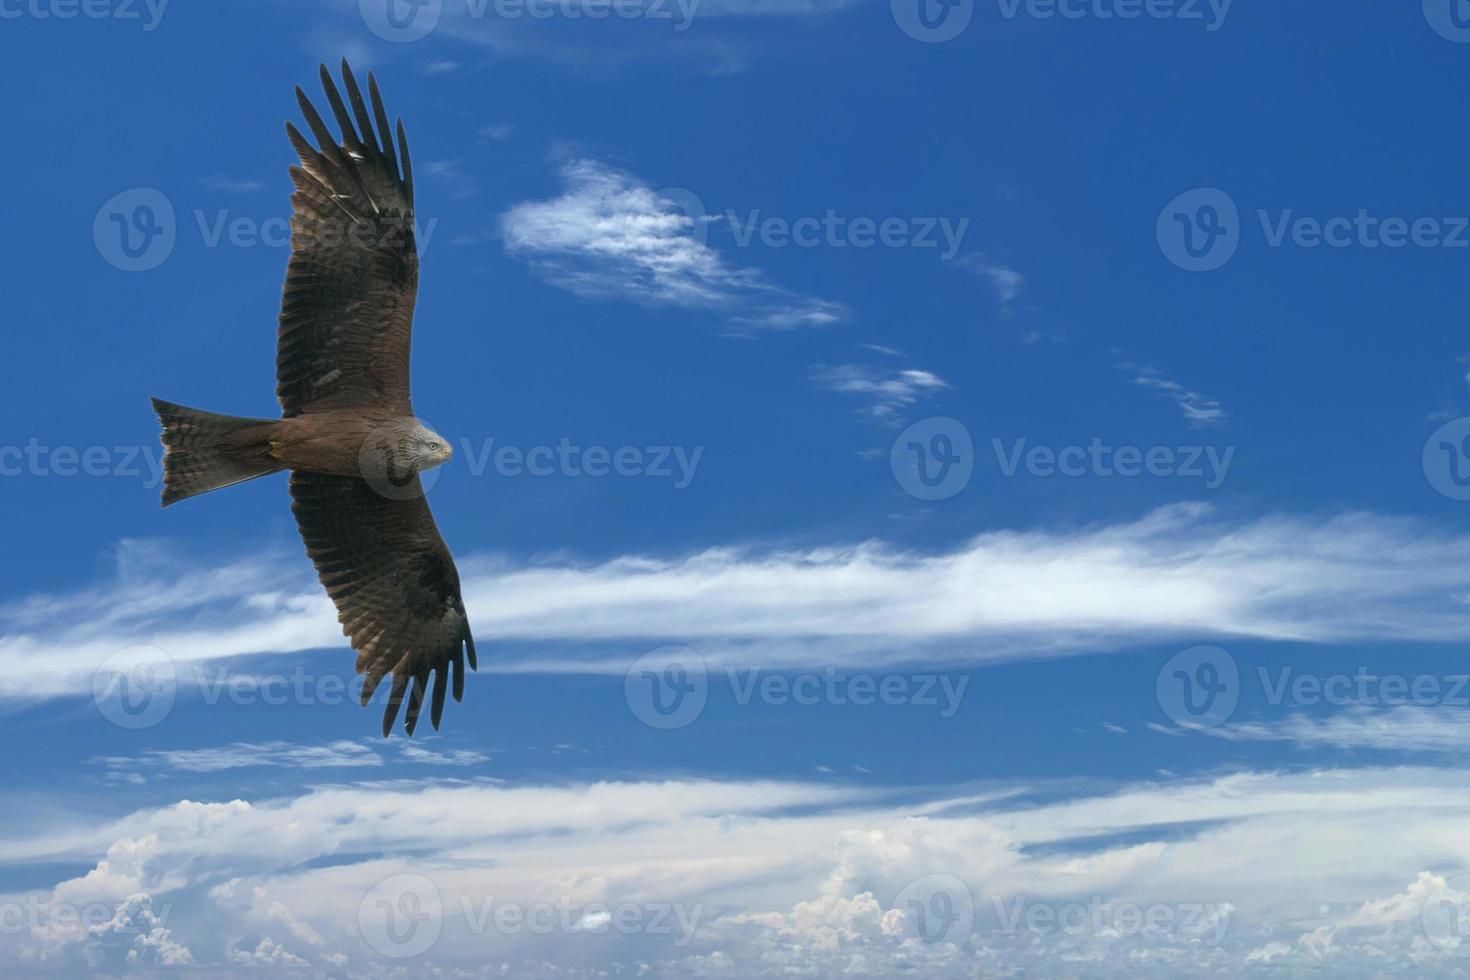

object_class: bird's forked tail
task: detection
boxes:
[150,398,283,506]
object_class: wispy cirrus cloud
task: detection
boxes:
[1204,705,1470,754]
[958,252,1025,314]
[99,740,381,774]
[812,363,949,420]
[1118,361,1227,427]
[92,739,492,777]
[9,506,1470,703]
[500,159,847,329]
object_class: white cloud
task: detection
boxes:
[98,740,381,775]
[28,893,194,972]
[94,739,492,777]
[396,742,494,766]
[729,299,847,331]
[1206,706,1470,754]
[229,935,307,966]
[959,253,1024,313]
[1239,871,1470,972]
[10,768,1470,975]
[11,506,1470,700]
[1120,362,1227,427]
[812,363,950,419]
[501,159,846,328]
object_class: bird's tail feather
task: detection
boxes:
[150,398,283,506]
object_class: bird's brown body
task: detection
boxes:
[150,61,475,737]
[270,412,445,478]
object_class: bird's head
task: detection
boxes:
[409,424,453,471]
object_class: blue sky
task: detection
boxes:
[7,0,1470,976]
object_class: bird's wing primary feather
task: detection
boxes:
[290,471,477,736]
[277,60,418,418]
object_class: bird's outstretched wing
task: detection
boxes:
[278,60,418,418]
[290,472,477,736]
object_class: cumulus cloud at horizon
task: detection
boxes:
[10,766,1470,976]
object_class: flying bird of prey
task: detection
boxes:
[150,61,476,737]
